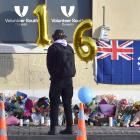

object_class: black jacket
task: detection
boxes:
[47,43,76,80]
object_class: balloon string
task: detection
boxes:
[85,63,88,69]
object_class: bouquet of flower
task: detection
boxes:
[115,99,140,126]
[99,94,118,105]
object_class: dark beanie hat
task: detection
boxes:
[52,29,67,40]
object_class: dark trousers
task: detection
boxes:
[49,78,73,128]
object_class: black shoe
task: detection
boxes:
[59,128,72,134]
[47,130,56,135]
[47,126,57,135]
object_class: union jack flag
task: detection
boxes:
[95,40,140,84]
[97,40,134,60]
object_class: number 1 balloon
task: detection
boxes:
[33,4,51,47]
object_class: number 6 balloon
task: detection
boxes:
[73,19,97,63]
[33,4,51,47]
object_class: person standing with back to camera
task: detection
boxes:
[47,29,76,135]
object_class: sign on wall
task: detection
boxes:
[47,0,92,42]
[0,0,45,43]
[0,0,92,52]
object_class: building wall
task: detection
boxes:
[93,0,140,40]
[0,53,140,103]
[1,0,140,102]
